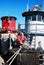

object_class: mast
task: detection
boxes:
[27,0,29,11]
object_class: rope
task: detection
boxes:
[9,47,22,65]
[9,52,19,65]
[6,51,16,63]
[6,46,22,64]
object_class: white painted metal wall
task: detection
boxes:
[28,21,44,34]
[31,36,44,50]
[1,33,17,41]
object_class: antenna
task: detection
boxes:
[27,0,29,11]
[43,0,44,11]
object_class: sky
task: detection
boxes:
[0,0,44,28]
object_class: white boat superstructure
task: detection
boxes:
[22,5,44,50]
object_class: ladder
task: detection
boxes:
[31,36,36,47]
[27,35,36,48]
[27,34,33,44]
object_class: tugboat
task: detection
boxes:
[21,5,44,65]
[0,4,44,65]
[22,5,44,49]
[0,16,17,65]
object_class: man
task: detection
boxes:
[17,32,27,46]
[17,32,27,47]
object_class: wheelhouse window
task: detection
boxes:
[26,16,31,22]
[43,18,44,22]
[32,15,36,21]
[31,15,42,21]
[38,15,42,21]
[26,15,42,21]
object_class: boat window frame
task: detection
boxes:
[36,15,42,21]
[25,16,32,22]
[25,14,43,21]
[32,15,36,21]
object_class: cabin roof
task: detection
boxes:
[1,16,17,20]
[22,11,44,17]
